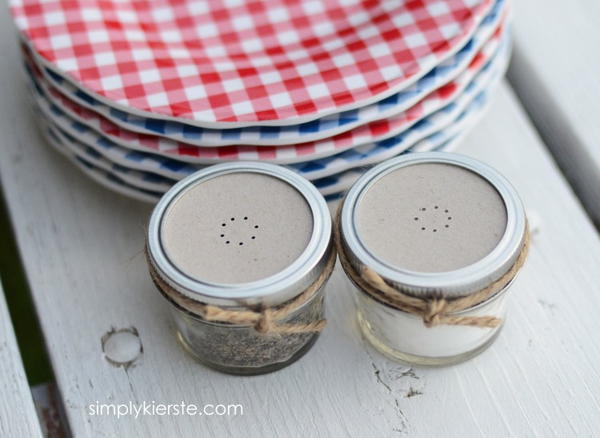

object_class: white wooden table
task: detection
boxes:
[1,1,600,436]
[0,281,43,438]
[507,0,600,225]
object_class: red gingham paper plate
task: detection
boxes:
[26,26,503,164]
[11,0,493,127]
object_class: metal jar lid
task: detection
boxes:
[340,152,526,298]
[147,162,332,308]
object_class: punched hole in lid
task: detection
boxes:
[415,205,452,232]
[219,215,260,246]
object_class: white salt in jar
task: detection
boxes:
[146,162,334,375]
[337,152,528,366]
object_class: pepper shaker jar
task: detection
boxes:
[146,162,334,375]
[336,152,528,366]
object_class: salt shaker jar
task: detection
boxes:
[146,162,334,375]
[337,152,528,366]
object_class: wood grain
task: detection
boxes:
[0,281,43,438]
[508,0,600,224]
[2,2,600,436]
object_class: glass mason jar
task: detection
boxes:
[338,152,528,366]
[147,162,334,375]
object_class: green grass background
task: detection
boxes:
[1,191,53,385]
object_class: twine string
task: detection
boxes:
[334,203,529,328]
[146,246,336,335]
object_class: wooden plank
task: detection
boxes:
[0,281,44,438]
[2,7,600,437]
[507,0,600,223]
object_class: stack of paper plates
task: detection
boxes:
[11,0,510,202]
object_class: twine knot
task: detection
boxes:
[423,299,448,328]
[146,245,336,336]
[334,203,529,329]
[254,309,274,334]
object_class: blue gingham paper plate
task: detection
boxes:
[39,75,495,201]
[27,0,506,147]
[32,34,508,186]
[47,124,173,193]
[305,86,495,197]
[41,92,481,203]
[291,45,506,180]
[42,125,165,203]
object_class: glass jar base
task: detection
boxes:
[357,311,503,367]
[175,330,320,375]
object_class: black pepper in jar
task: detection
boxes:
[146,162,334,375]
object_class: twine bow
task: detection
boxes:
[335,203,529,328]
[146,246,335,335]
